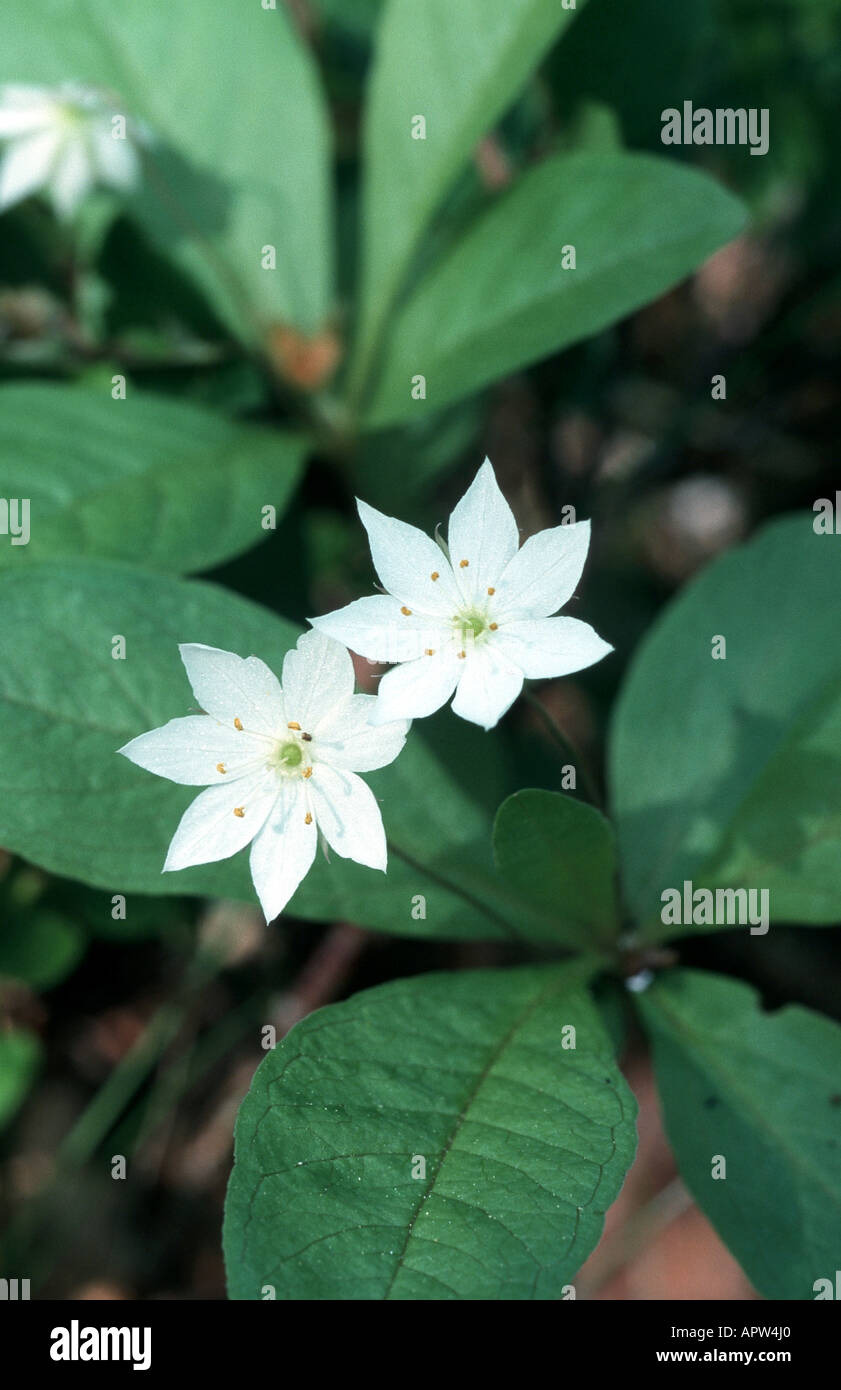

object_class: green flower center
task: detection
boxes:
[274,740,303,770]
[454,608,489,645]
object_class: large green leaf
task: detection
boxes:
[0,1030,41,1129]
[363,152,745,427]
[640,969,841,1300]
[0,0,333,340]
[350,0,584,394]
[0,561,554,941]
[0,384,305,573]
[610,514,841,939]
[224,963,637,1299]
[493,790,620,952]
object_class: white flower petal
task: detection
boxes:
[314,693,409,772]
[0,127,60,210]
[309,764,387,871]
[451,645,523,730]
[281,629,355,733]
[178,644,286,738]
[89,119,140,190]
[447,457,519,602]
[0,97,54,138]
[494,616,613,680]
[118,715,268,786]
[49,138,92,217]
[495,519,592,620]
[311,595,441,664]
[249,780,318,922]
[163,772,279,872]
[370,649,461,724]
[357,498,461,615]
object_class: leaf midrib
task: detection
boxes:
[383,968,581,1298]
[412,203,733,372]
[650,991,841,1209]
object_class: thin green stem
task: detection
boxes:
[386,839,523,944]
[578,1175,694,1298]
[522,686,605,810]
[57,947,222,1169]
[58,1004,182,1168]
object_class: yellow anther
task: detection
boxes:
[489,622,498,630]
[424,648,435,656]
[457,650,467,659]
[431,571,439,581]
[459,559,469,568]
[487,586,495,595]
[216,763,227,774]
[233,806,245,817]
[287,720,301,730]
[400,606,412,616]
[233,717,243,731]
[305,812,313,825]
[302,766,313,778]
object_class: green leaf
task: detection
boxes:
[0,1030,41,1128]
[350,0,584,393]
[224,963,637,1299]
[610,514,841,939]
[363,152,745,427]
[0,0,333,340]
[0,561,551,941]
[493,790,620,951]
[0,384,305,573]
[0,912,84,990]
[639,969,841,1300]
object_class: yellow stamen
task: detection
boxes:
[459,559,469,568]
[216,763,227,774]
[487,586,495,595]
[400,606,412,616]
[302,766,312,778]
[233,807,245,817]
[457,650,467,659]
[233,717,243,731]
[431,571,439,581]
[287,720,301,730]
[424,648,435,656]
[305,812,313,825]
[489,622,498,630]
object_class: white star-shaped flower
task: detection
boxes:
[0,82,145,218]
[312,458,612,730]
[118,631,410,923]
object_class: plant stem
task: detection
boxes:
[386,839,524,943]
[522,687,605,810]
[577,1176,694,1299]
[58,946,221,1169]
[58,1004,183,1168]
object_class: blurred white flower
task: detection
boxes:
[312,458,612,731]
[0,82,145,217]
[118,631,410,923]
